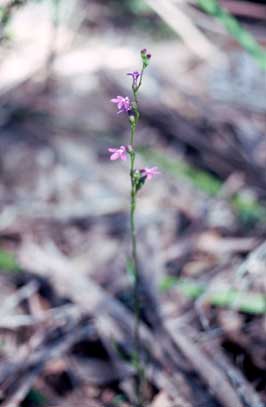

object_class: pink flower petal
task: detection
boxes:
[108,146,127,161]
[110,152,120,160]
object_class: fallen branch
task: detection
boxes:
[1,322,94,407]
[165,321,244,407]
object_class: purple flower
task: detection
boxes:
[141,166,160,181]
[108,146,127,161]
[127,71,141,87]
[111,96,131,114]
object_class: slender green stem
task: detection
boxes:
[129,122,143,407]
[136,66,145,93]
[129,75,146,405]
[128,61,148,406]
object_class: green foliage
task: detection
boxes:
[112,394,128,406]
[0,5,11,27]
[0,0,28,41]
[232,194,266,225]
[160,275,204,297]
[127,0,150,14]
[160,277,266,314]
[197,0,266,69]
[108,0,174,39]
[141,148,221,196]
[140,148,266,224]
[24,389,47,406]
[0,249,20,273]
[110,0,150,14]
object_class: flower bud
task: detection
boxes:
[141,48,151,68]
[128,110,136,125]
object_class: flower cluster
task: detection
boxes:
[108,145,160,181]
[140,48,151,68]
[108,49,159,185]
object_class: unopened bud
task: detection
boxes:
[128,110,136,124]
[126,145,133,153]
[141,48,151,68]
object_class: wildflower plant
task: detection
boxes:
[109,48,159,406]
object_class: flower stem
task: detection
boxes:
[128,61,148,406]
[129,93,145,406]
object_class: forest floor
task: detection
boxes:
[0,1,266,406]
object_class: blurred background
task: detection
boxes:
[0,1,266,406]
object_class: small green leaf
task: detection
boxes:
[197,0,218,15]
[160,275,179,292]
[24,389,47,406]
[128,0,150,14]
[112,394,127,406]
[135,176,146,193]
[0,249,20,273]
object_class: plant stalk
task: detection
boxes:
[129,81,145,406]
